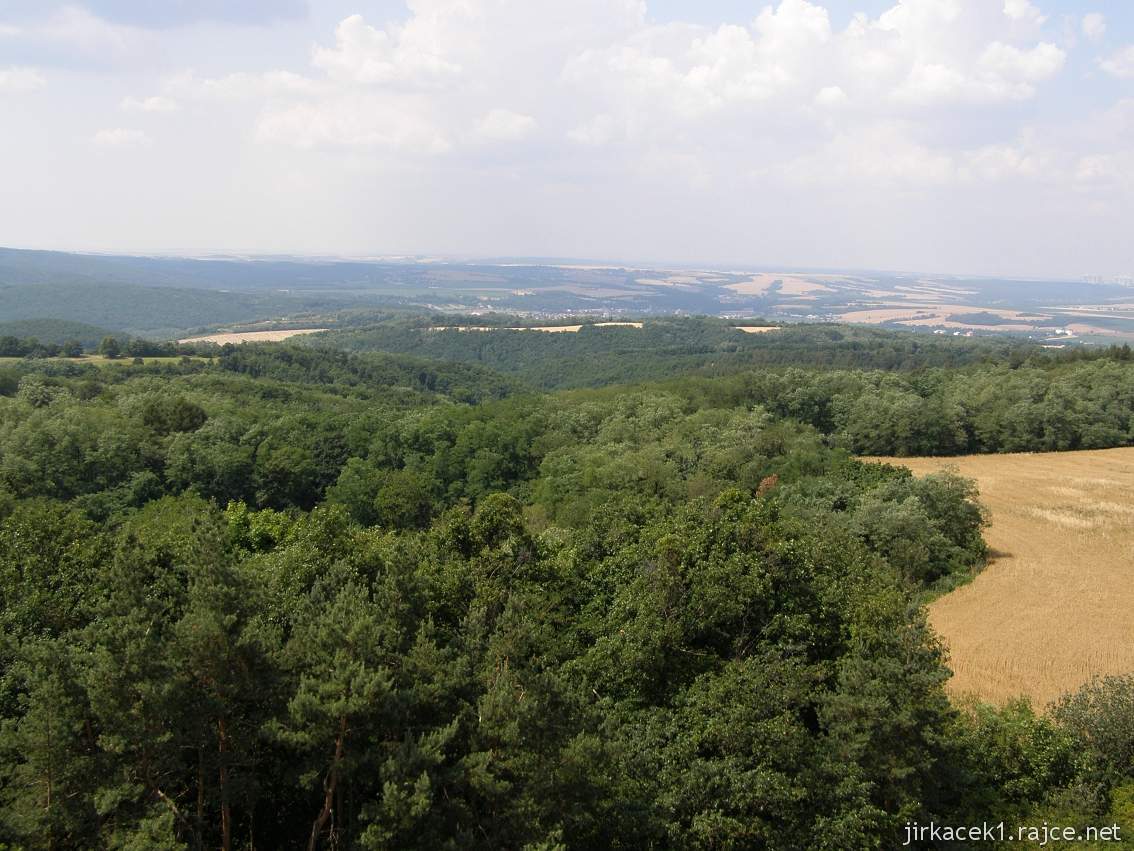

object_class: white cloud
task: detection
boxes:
[121,94,178,112]
[1101,46,1134,80]
[1003,0,1046,28]
[567,0,1067,124]
[475,109,536,142]
[237,2,647,150]
[814,85,848,107]
[39,5,146,62]
[0,66,46,92]
[11,0,1129,277]
[92,127,151,147]
[976,41,1064,95]
[754,0,833,52]
[0,6,149,69]
[770,126,1056,189]
[1082,13,1106,43]
[311,13,462,87]
[76,2,1078,175]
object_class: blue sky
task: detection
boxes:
[1,1,1133,277]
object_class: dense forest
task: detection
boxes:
[314,319,1044,388]
[1,330,1133,848]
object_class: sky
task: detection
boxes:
[1,1,1133,277]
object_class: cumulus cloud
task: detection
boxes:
[44,1,1085,177]
[888,40,1064,106]
[92,127,151,147]
[0,66,46,92]
[13,0,1133,275]
[1003,0,1046,28]
[311,13,462,87]
[814,85,848,107]
[1101,46,1134,80]
[567,0,1066,124]
[1082,13,1106,42]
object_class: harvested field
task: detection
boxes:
[733,326,780,333]
[179,329,328,344]
[874,448,1134,709]
[777,277,834,296]
[725,273,836,296]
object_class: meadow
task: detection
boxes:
[878,448,1134,709]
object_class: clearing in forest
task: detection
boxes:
[876,447,1134,709]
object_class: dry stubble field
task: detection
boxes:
[875,447,1134,709]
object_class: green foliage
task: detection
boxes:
[1052,676,1134,801]
[317,318,1029,390]
[140,395,207,435]
[0,318,114,348]
[0,327,1126,849]
[943,699,1082,820]
[99,336,122,359]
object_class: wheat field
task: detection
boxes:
[875,448,1134,709]
[178,328,328,344]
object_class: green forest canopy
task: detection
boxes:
[1,330,1133,848]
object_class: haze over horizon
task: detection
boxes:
[2,0,1134,278]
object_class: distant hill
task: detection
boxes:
[0,280,387,339]
[0,318,119,347]
[4,245,1134,340]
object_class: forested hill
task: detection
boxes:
[313,318,1038,388]
[0,319,120,348]
[2,342,1134,847]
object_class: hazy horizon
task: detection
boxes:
[1,242,1128,284]
[3,0,1134,278]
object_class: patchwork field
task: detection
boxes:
[876,448,1134,709]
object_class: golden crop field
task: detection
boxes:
[875,448,1134,710]
[177,328,328,344]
